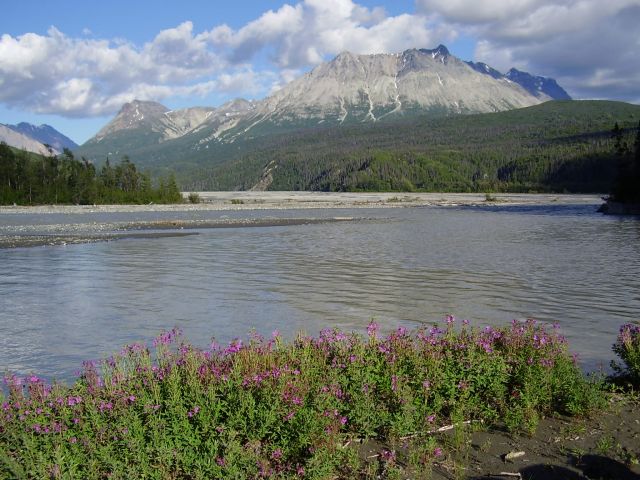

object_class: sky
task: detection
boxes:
[1,0,639,144]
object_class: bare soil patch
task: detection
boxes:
[357,394,640,479]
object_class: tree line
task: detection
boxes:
[0,144,182,205]
[611,121,640,203]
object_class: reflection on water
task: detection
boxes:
[1,205,639,381]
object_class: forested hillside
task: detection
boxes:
[0,144,181,205]
[187,101,640,193]
[10,100,637,197]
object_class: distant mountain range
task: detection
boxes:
[74,45,571,169]
[0,122,77,155]
[464,62,572,101]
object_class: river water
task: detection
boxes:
[1,203,639,382]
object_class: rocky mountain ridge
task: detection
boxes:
[465,62,571,100]
[242,45,550,128]
[0,124,57,156]
[9,122,78,152]
[504,68,571,100]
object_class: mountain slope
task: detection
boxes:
[7,123,78,152]
[505,68,571,100]
[193,100,640,193]
[0,124,54,156]
[465,63,571,100]
[465,61,504,80]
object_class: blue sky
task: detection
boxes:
[1,0,638,144]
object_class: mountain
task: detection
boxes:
[465,61,504,80]
[75,45,570,170]
[92,100,172,143]
[505,68,571,100]
[78,98,255,161]
[91,98,257,144]
[218,45,553,139]
[7,122,78,152]
[0,124,55,156]
[465,63,571,100]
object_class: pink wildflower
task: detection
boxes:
[367,321,379,338]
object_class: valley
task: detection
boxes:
[5,45,638,198]
[3,4,640,478]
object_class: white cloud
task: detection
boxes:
[417,0,640,102]
[50,78,94,112]
[0,23,265,117]
[417,0,542,24]
[207,0,442,68]
[7,0,636,120]
[269,68,305,94]
[352,5,388,25]
[0,1,445,118]
[213,69,269,94]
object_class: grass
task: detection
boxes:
[595,435,616,456]
[0,318,609,479]
[484,192,498,202]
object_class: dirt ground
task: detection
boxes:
[357,394,640,479]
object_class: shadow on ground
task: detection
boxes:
[471,455,640,479]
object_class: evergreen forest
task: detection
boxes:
[0,145,182,205]
[610,120,640,203]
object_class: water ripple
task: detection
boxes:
[1,205,638,381]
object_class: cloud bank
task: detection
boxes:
[0,22,259,117]
[417,0,640,102]
[0,0,638,119]
[0,0,441,117]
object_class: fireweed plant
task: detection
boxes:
[612,323,640,384]
[0,318,604,479]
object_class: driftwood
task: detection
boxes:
[399,420,474,440]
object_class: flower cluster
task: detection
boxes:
[612,323,640,381]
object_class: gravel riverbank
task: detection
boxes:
[0,192,603,249]
[0,216,358,248]
[0,192,602,215]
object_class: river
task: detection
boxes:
[1,202,638,382]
